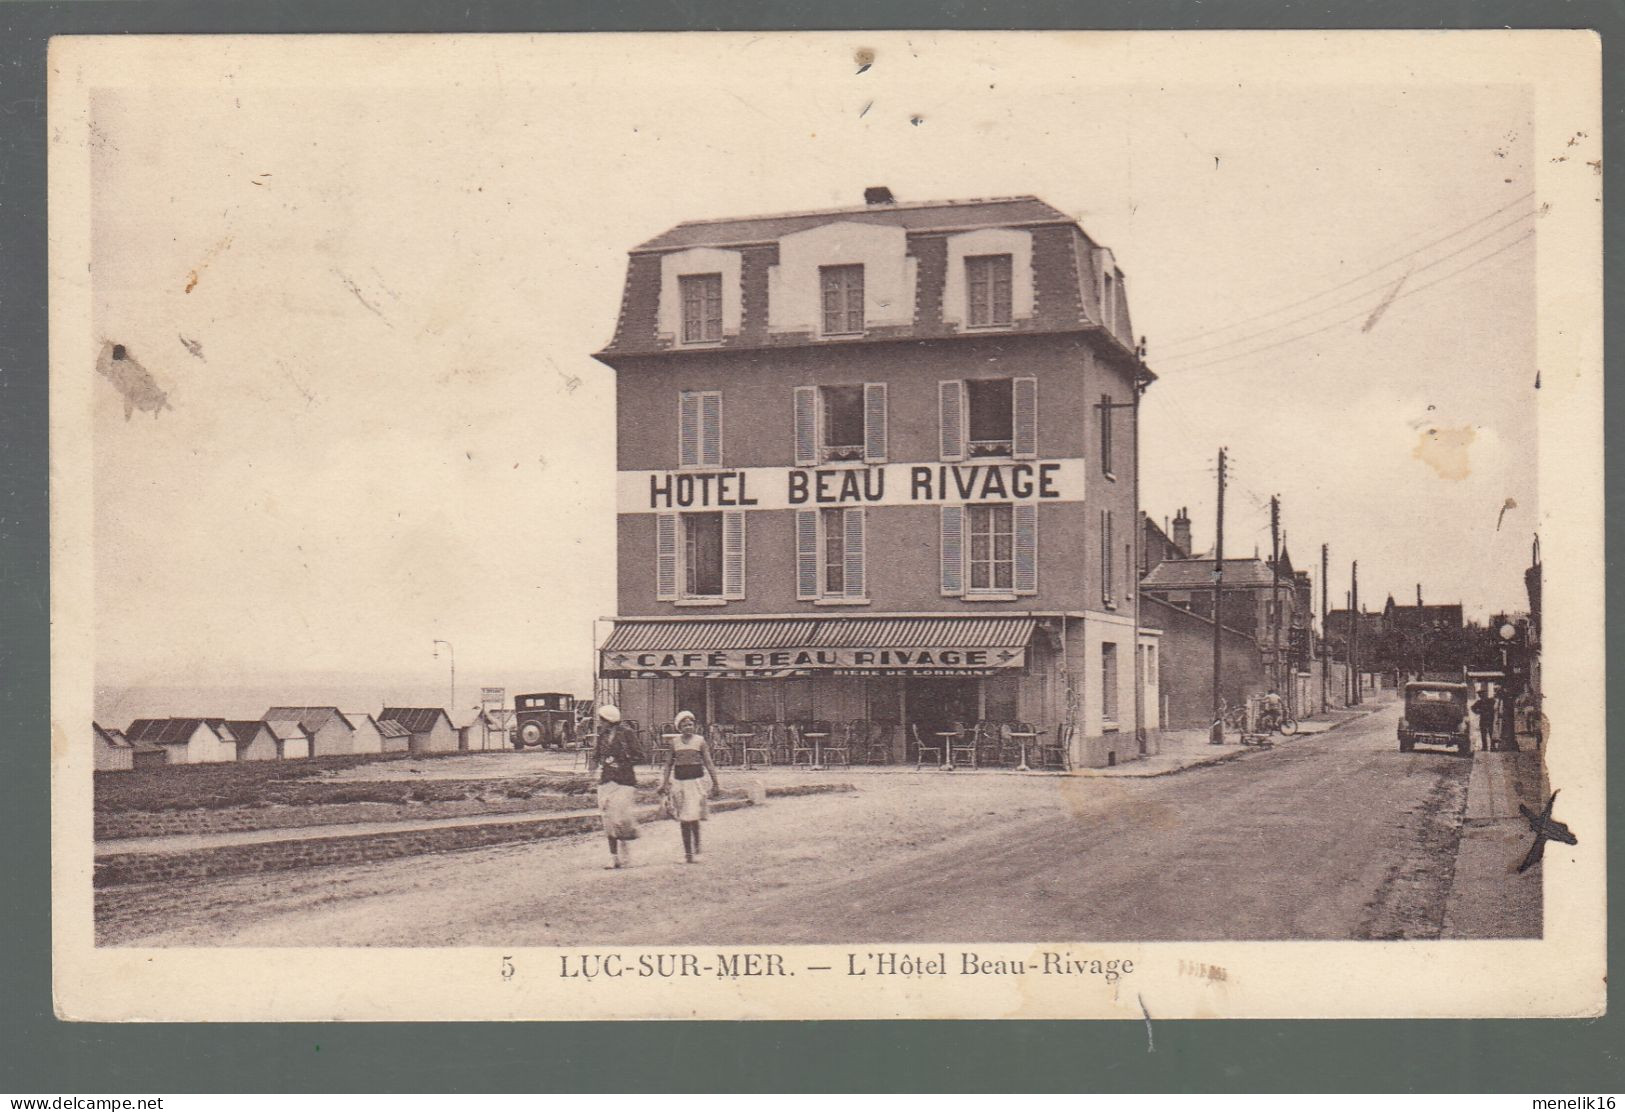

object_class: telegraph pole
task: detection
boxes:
[1270,495,1282,704]
[1350,560,1360,705]
[1210,447,1227,741]
[1320,543,1330,713]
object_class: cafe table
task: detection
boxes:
[1005,727,1044,772]
[935,728,963,771]
[801,728,830,771]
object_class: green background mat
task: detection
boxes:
[3,0,1620,1093]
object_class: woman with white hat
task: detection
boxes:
[659,709,721,864]
[594,704,642,869]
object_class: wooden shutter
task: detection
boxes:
[722,510,745,600]
[1013,376,1038,460]
[656,514,679,601]
[795,510,820,600]
[793,386,818,466]
[863,383,888,463]
[678,392,700,468]
[939,380,965,462]
[1014,503,1038,595]
[843,508,866,599]
[700,391,722,467]
[940,505,965,596]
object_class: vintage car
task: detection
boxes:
[1397,681,1472,755]
[511,692,578,749]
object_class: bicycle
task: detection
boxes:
[1257,707,1299,736]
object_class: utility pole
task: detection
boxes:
[1321,543,1330,714]
[432,639,456,718]
[1350,560,1360,705]
[1270,494,1282,707]
[1210,447,1227,741]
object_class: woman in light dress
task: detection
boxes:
[659,710,721,864]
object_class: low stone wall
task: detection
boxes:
[93,784,854,887]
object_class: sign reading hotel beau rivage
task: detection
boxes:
[615,458,1086,514]
[606,458,1079,678]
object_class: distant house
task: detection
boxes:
[265,719,312,760]
[93,722,133,771]
[1139,596,1268,729]
[342,711,385,755]
[125,718,237,765]
[131,745,168,770]
[458,709,507,751]
[263,706,357,756]
[225,719,280,762]
[378,707,458,753]
[376,718,411,753]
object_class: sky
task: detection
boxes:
[81,33,1558,715]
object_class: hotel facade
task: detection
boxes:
[592,191,1161,767]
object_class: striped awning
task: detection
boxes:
[600,617,1036,677]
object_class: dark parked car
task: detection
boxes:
[511,692,577,749]
[1398,681,1472,755]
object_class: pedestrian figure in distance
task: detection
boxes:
[1260,688,1285,732]
[660,710,722,864]
[595,705,643,869]
[1472,686,1497,751]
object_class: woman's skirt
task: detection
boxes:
[669,777,709,823]
[597,781,640,840]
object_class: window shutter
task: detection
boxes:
[795,510,820,600]
[843,508,866,599]
[678,392,700,468]
[863,383,888,463]
[1014,503,1038,595]
[1106,510,1115,602]
[793,386,818,467]
[722,510,745,600]
[656,514,679,601]
[1013,376,1038,460]
[700,391,722,467]
[939,380,965,462]
[940,505,965,596]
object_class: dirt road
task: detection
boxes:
[98,700,1485,946]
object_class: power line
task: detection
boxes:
[1156,210,1536,366]
[1154,190,1536,354]
[1157,228,1535,376]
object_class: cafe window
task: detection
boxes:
[674,677,708,723]
[678,389,722,469]
[820,264,865,336]
[793,383,887,465]
[656,510,745,602]
[680,273,723,344]
[984,674,1019,721]
[797,508,867,601]
[967,504,1014,593]
[965,254,1013,327]
[1101,643,1120,724]
[939,377,1037,461]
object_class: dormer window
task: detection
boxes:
[820,264,865,336]
[965,254,1013,327]
[680,273,723,344]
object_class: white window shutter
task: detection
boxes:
[1013,376,1038,460]
[700,391,722,467]
[863,383,888,464]
[938,380,965,462]
[656,514,679,601]
[795,510,820,600]
[940,505,965,596]
[722,510,745,600]
[1014,503,1038,595]
[678,392,700,468]
[793,386,818,467]
[843,508,866,599]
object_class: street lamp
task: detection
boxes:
[432,639,455,717]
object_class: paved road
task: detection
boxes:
[99,697,1485,946]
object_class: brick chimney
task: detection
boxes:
[864,186,896,205]
[1172,506,1192,557]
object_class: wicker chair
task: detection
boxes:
[1035,722,1072,771]
[741,722,775,769]
[911,723,944,770]
[973,721,1006,768]
[649,724,676,769]
[864,722,895,765]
